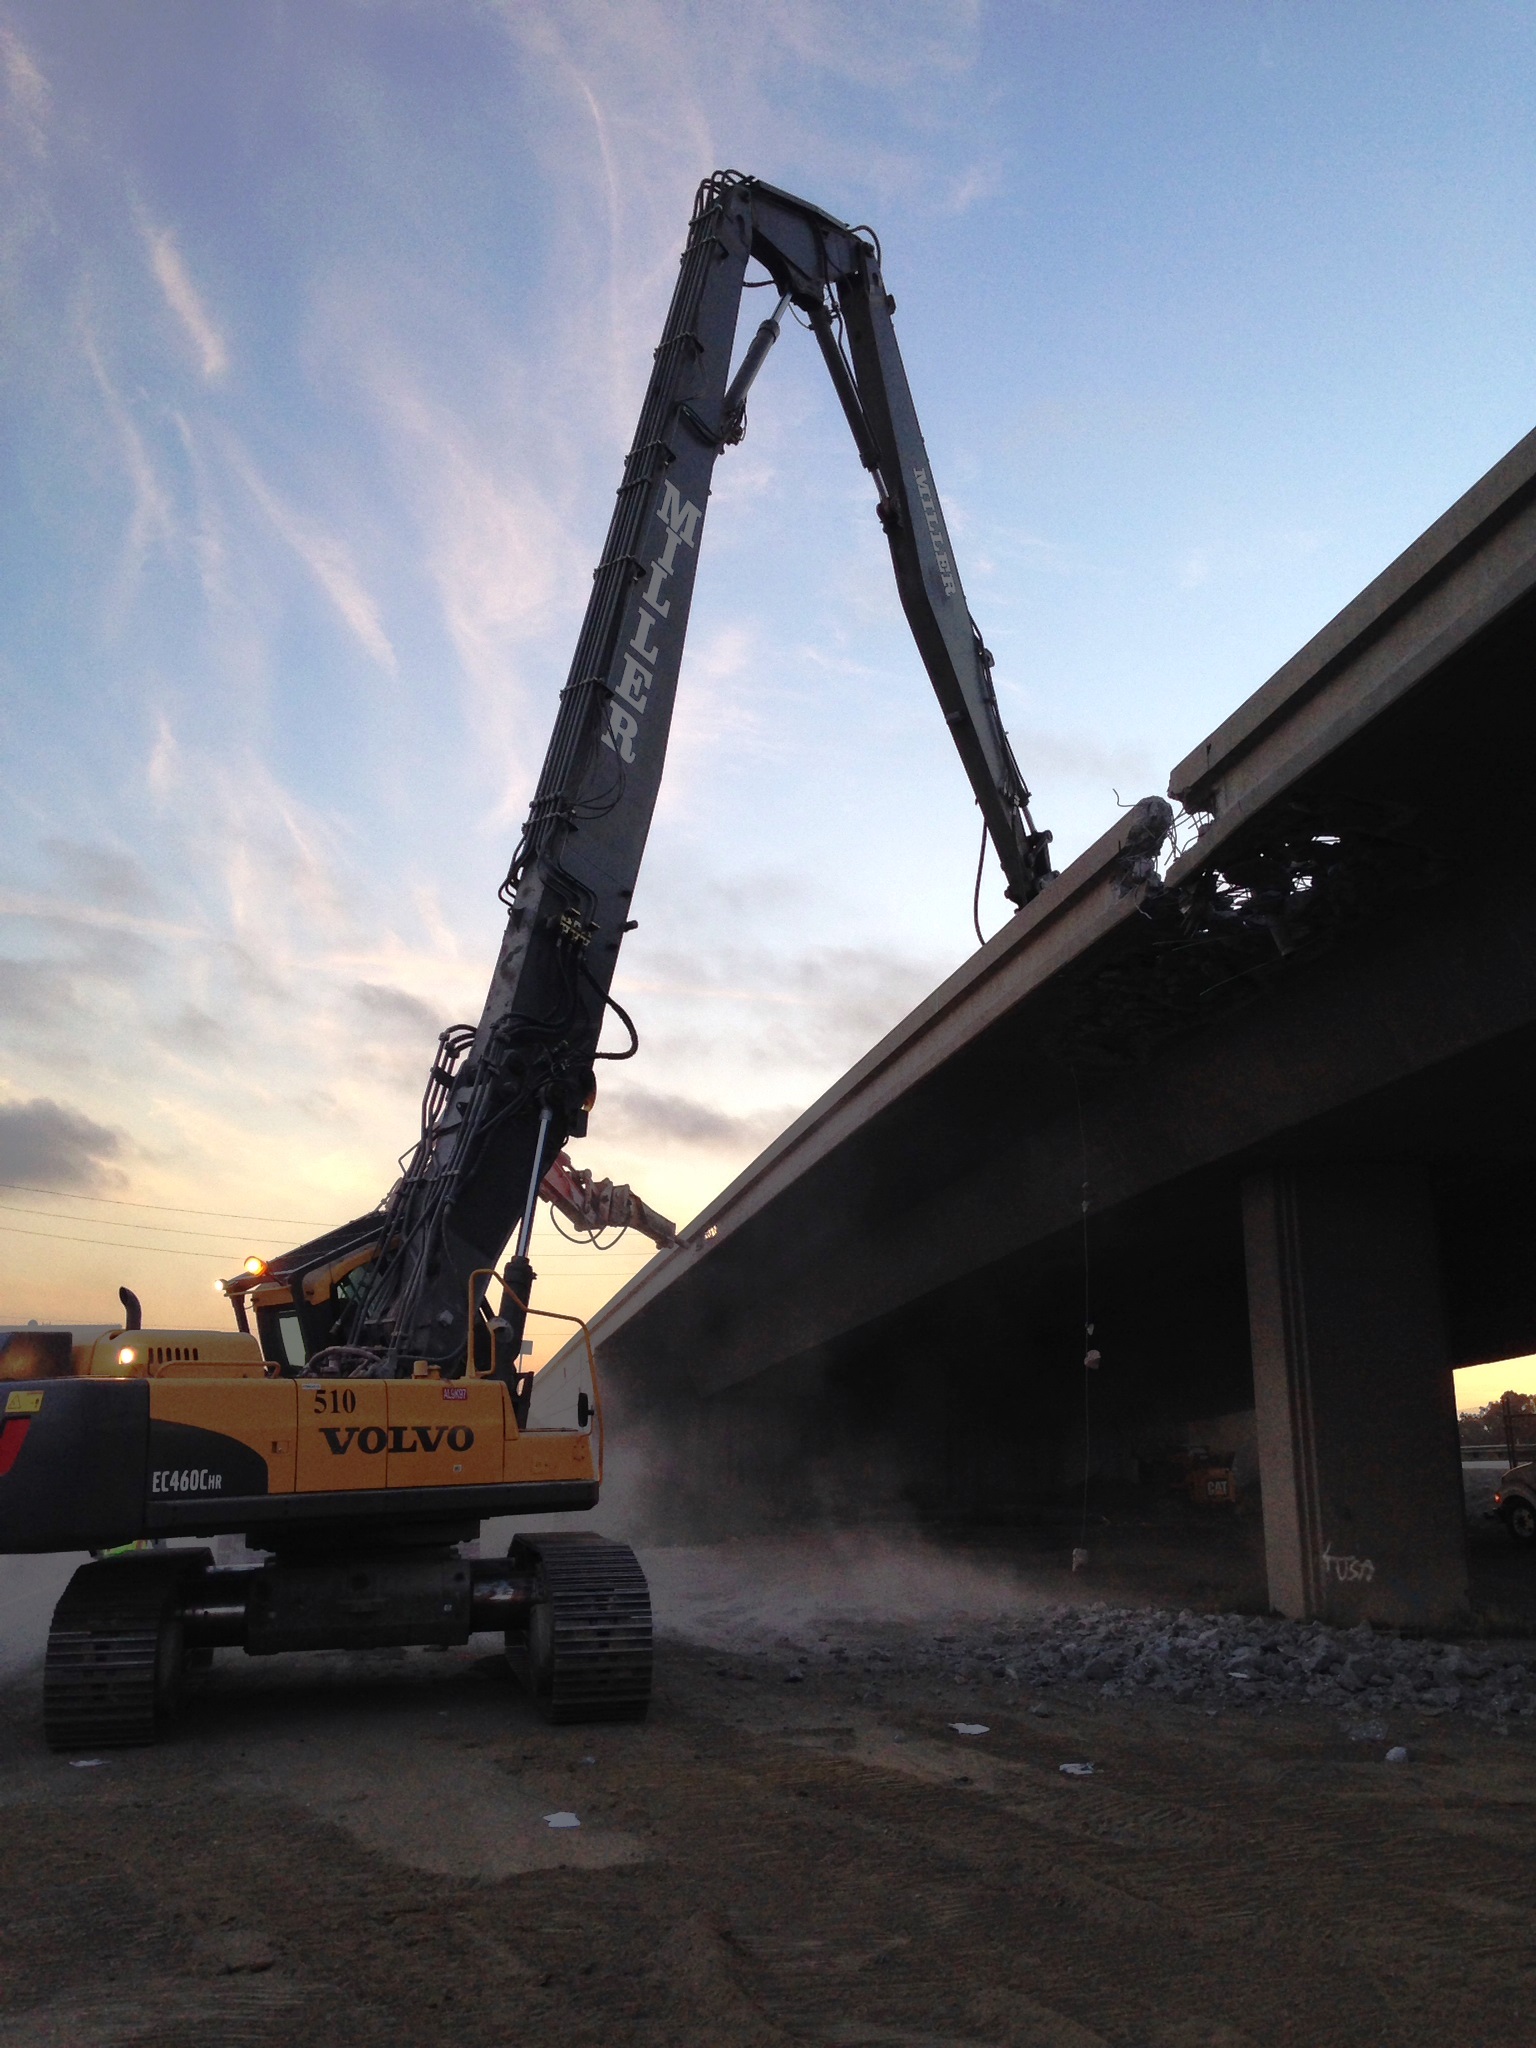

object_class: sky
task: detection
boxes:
[2,0,1535,1393]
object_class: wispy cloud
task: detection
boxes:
[621,939,943,1072]
[0,959,76,1028]
[0,891,197,944]
[0,24,49,160]
[761,0,982,93]
[141,218,228,379]
[220,435,398,672]
[350,347,587,809]
[943,157,1003,215]
[44,838,161,914]
[79,324,176,611]
[351,980,446,1041]
[599,1084,793,1152]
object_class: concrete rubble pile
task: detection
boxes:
[771,1605,1536,1722]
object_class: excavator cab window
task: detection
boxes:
[274,1314,307,1373]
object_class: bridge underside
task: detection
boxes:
[563,424,1536,1630]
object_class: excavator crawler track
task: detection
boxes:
[510,1532,652,1724]
[43,1550,210,1751]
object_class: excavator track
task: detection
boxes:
[43,1550,209,1751]
[510,1533,652,1724]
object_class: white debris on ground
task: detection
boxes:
[733,1604,1536,1723]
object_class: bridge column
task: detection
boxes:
[1241,1166,1467,1629]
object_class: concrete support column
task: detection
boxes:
[1242,1166,1467,1629]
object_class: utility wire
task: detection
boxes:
[0,1201,259,1245]
[0,1220,247,1260]
[0,1218,656,1264]
[0,1182,324,1225]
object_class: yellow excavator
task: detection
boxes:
[0,173,1053,1747]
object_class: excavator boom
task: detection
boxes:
[338,172,1051,1378]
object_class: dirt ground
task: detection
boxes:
[2,1531,1534,2048]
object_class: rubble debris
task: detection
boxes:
[742,1603,1536,1724]
[1055,792,1448,1070]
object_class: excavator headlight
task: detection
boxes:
[243,1256,267,1278]
[117,1346,137,1367]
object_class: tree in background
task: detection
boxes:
[1459,1392,1536,1450]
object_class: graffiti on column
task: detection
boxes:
[1320,1546,1375,1583]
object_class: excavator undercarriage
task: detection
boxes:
[42,1532,651,1750]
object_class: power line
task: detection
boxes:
[0,1221,242,1260]
[0,1182,327,1226]
[0,1182,667,1244]
[0,1216,654,1267]
[0,1201,257,1245]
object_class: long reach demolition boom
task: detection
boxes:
[234,171,1054,1385]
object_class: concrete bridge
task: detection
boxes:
[543,422,1536,1631]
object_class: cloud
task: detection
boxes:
[780,944,943,1061]
[350,349,584,787]
[79,325,176,606]
[220,435,398,672]
[153,1004,229,1056]
[598,1085,792,1152]
[943,158,1003,216]
[618,939,944,1082]
[759,0,981,93]
[350,981,447,1041]
[0,959,75,1027]
[142,220,228,380]
[44,840,160,914]
[0,26,49,160]
[0,1096,123,1191]
[1002,727,1158,792]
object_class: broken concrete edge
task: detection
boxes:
[1163,522,1536,894]
[543,797,1173,1378]
[1168,418,1536,815]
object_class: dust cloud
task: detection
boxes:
[633,1532,1046,1658]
